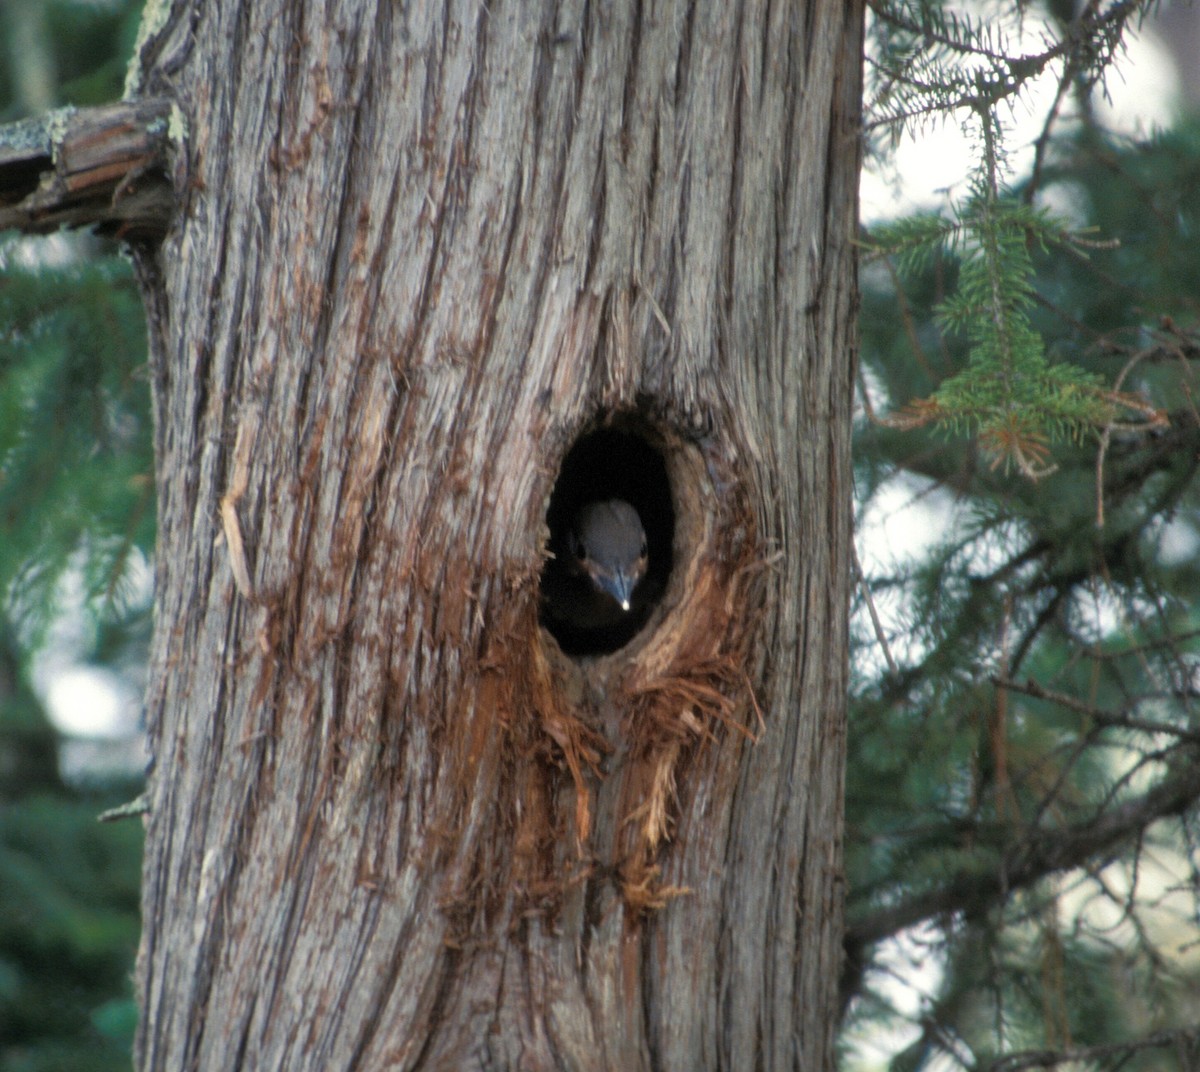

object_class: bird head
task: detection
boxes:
[569,500,648,612]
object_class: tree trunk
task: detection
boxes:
[133,1,861,1069]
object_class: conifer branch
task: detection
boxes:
[844,749,1200,950]
[862,0,1164,474]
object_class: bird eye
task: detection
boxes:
[640,539,648,558]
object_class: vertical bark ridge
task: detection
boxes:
[135,1,862,1068]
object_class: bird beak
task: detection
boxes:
[596,571,635,612]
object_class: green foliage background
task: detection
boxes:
[846,3,1200,1068]
[1,3,149,1070]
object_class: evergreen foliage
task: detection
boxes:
[864,0,1165,477]
[0,255,150,1070]
[848,2,1200,1069]
[0,258,154,644]
[0,4,150,1071]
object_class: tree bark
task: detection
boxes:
[133,1,861,1069]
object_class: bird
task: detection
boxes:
[541,499,650,635]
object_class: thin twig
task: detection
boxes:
[990,675,1200,744]
[853,543,899,677]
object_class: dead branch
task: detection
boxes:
[0,97,175,239]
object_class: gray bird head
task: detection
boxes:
[569,500,648,612]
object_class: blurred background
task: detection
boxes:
[1,3,149,1068]
[1,2,1199,1070]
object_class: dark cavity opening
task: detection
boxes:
[540,424,674,656]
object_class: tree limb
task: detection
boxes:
[0,97,176,239]
[845,747,1200,950]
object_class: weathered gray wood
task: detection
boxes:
[134,1,862,1069]
[0,98,174,237]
